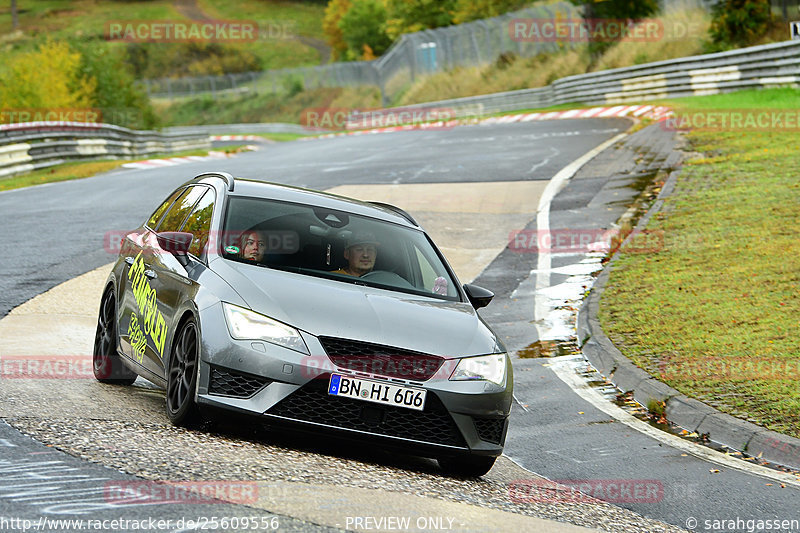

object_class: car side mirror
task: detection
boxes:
[157,231,193,267]
[463,284,494,309]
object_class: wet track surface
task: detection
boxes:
[2,118,798,531]
[0,119,628,317]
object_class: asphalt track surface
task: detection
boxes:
[0,119,626,317]
[1,119,799,532]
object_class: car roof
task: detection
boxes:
[195,174,419,228]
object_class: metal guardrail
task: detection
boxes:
[355,39,800,119]
[0,122,210,179]
[3,38,798,179]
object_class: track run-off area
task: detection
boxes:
[0,119,798,532]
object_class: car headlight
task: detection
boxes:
[222,303,309,355]
[449,353,507,386]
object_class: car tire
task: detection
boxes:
[93,288,137,385]
[166,318,201,426]
[437,455,496,477]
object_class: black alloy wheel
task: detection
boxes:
[166,318,201,426]
[93,288,137,385]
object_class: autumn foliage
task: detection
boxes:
[324,0,540,61]
[0,40,157,129]
[0,40,96,110]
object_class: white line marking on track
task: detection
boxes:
[533,132,628,341]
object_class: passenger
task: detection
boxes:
[333,232,379,277]
[239,230,266,262]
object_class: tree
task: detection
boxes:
[572,0,659,20]
[73,42,158,129]
[452,0,528,24]
[384,0,457,40]
[569,0,659,57]
[0,40,96,110]
[323,0,352,60]
[708,0,771,50]
[338,0,392,60]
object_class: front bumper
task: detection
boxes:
[195,303,512,456]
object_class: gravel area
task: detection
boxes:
[5,415,684,533]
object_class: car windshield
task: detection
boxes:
[221,196,460,300]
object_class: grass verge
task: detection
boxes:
[0,0,324,74]
[598,87,800,438]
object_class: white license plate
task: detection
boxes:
[328,374,426,411]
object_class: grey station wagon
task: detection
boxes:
[93,172,513,476]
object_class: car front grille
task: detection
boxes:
[473,416,506,444]
[319,336,444,381]
[209,366,270,398]
[266,377,466,448]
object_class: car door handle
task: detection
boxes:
[124,257,135,266]
[144,269,157,280]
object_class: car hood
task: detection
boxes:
[212,260,501,358]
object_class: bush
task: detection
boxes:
[284,74,305,97]
[706,0,772,51]
[452,0,529,24]
[0,40,95,109]
[123,42,262,79]
[339,0,392,60]
[569,0,659,58]
[73,41,158,129]
[323,0,352,61]
[385,0,457,39]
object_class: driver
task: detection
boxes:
[333,232,379,277]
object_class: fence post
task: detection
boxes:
[472,22,485,64]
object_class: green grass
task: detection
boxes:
[670,87,800,110]
[0,0,324,74]
[599,87,800,438]
[198,0,325,38]
[0,0,180,46]
[156,86,382,127]
[0,160,127,192]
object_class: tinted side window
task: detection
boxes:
[181,189,215,258]
[157,186,206,233]
[147,189,184,229]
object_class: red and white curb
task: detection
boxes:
[121,151,229,170]
[300,105,673,141]
[482,104,672,124]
